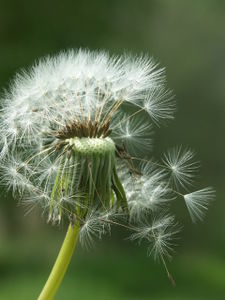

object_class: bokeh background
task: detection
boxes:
[0,0,225,299]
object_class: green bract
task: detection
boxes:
[50,137,127,223]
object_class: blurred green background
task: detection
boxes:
[0,0,225,299]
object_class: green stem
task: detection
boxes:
[38,222,80,300]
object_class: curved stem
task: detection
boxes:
[38,222,80,300]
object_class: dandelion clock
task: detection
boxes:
[0,50,215,299]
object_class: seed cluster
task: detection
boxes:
[56,119,112,140]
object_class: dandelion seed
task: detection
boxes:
[79,211,105,248]
[111,114,154,156]
[184,187,215,223]
[143,87,175,125]
[162,146,200,189]
[129,214,179,260]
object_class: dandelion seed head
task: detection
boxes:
[0,49,215,265]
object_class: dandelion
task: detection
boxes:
[0,49,215,299]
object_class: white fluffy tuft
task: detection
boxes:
[184,187,215,223]
[162,146,199,189]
